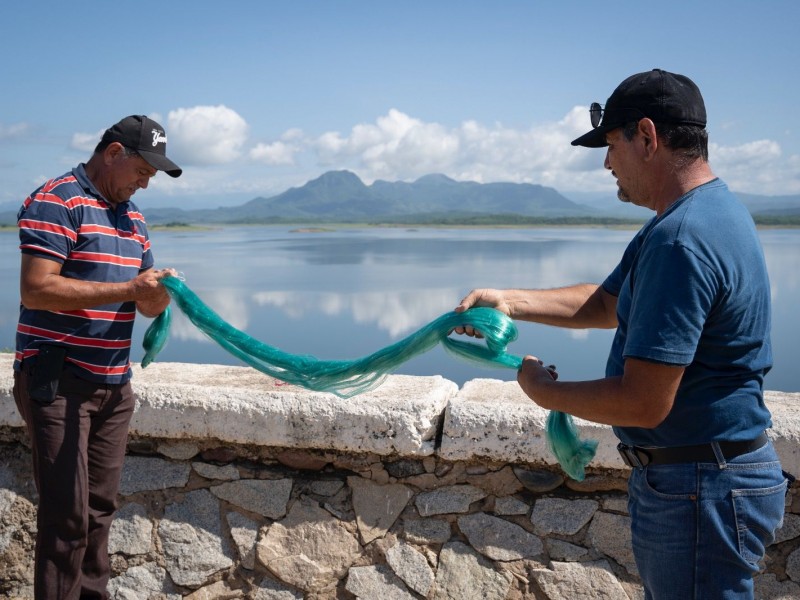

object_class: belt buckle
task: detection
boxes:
[617,443,651,468]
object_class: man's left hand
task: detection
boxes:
[517,355,558,400]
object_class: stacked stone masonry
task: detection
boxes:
[2,354,800,600]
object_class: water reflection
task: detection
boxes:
[1,226,798,392]
[251,288,460,338]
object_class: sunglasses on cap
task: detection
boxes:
[590,102,604,128]
[589,103,647,129]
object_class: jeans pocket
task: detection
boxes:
[733,480,787,568]
[643,463,697,499]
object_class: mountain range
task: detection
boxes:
[142,170,607,225]
[2,170,799,225]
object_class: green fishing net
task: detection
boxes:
[142,275,597,480]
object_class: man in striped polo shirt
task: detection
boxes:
[13,115,182,599]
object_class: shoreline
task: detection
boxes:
[2,222,800,233]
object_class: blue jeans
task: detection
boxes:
[627,439,787,600]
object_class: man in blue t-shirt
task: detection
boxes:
[455,69,786,599]
[13,115,181,599]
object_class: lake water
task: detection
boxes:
[2,226,798,392]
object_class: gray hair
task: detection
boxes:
[92,140,141,159]
[622,120,709,162]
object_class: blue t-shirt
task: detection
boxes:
[602,179,772,447]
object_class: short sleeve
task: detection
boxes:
[17,189,77,262]
[624,241,717,366]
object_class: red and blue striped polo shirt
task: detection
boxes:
[15,164,155,384]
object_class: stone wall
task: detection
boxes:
[2,353,800,600]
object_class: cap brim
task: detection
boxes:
[139,150,182,178]
[571,125,611,148]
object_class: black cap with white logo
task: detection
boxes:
[101,115,182,177]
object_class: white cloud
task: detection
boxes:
[167,105,249,166]
[299,108,800,196]
[305,107,614,193]
[122,105,800,199]
[710,140,800,195]
[196,107,596,197]
[0,122,29,140]
[71,129,105,152]
[312,109,459,180]
[711,139,781,166]
[250,140,296,165]
[249,128,306,165]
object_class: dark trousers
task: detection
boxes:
[14,364,134,600]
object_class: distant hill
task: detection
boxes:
[735,192,800,215]
[2,172,798,227]
[144,170,597,225]
[140,171,800,225]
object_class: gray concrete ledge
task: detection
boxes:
[2,354,799,473]
[127,361,453,457]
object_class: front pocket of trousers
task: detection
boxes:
[643,463,698,499]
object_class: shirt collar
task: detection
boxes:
[73,164,97,194]
[73,163,114,208]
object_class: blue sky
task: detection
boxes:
[2,1,799,209]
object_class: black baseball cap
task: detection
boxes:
[571,69,707,148]
[101,115,182,177]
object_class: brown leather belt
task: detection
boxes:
[617,432,769,468]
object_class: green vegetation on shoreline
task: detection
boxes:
[149,222,214,231]
[2,215,800,232]
[153,213,800,229]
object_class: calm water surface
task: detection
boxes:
[1,226,798,392]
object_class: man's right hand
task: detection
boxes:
[132,268,177,317]
[452,288,512,337]
[130,268,177,300]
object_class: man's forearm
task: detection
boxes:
[509,283,616,329]
[21,275,136,311]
